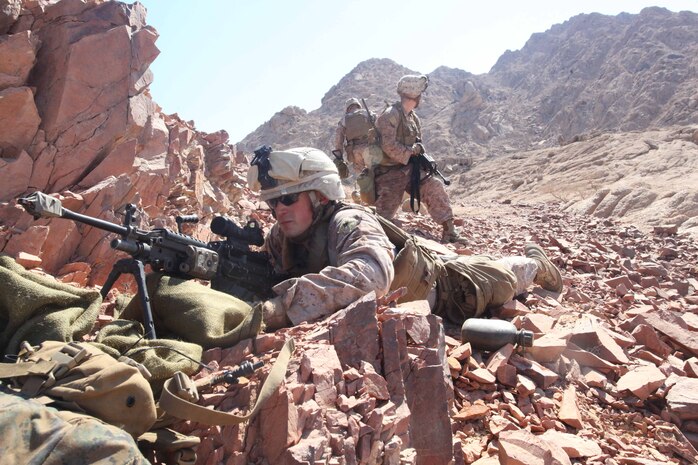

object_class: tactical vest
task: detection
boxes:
[280,203,440,304]
[344,110,374,144]
[379,104,421,166]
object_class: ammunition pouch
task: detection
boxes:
[375,215,442,303]
[356,168,376,205]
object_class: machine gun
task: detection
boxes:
[409,139,451,213]
[17,192,280,340]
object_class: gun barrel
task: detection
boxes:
[437,171,451,185]
[61,208,129,236]
[111,238,150,256]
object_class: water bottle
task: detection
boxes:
[461,318,534,351]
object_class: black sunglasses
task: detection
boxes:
[267,193,301,209]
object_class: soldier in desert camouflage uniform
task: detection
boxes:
[333,97,381,173]
[247,146,395,329]
[0,390,149,464]
[375,74,466,243]
[247,147,564,330]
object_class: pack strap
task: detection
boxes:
[0,342,89,396]
[158,339,294,426]
[0,359,56,378]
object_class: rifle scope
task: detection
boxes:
[211,217,265,246]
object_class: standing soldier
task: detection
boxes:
[333,97,377,173]
[332,98,382,204]
[374,75,466,243]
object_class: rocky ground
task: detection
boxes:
[136,195,698,465]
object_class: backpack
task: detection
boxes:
[0,340,157,437]
[344,109,376,144]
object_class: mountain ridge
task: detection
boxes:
[238,6,698,237]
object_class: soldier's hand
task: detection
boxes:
[262,296,290,330]
[411,143,425,155]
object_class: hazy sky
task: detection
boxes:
[142,0,698,142]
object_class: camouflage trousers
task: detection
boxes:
[374,164,454,225]
[347,144,383,173]
[0,391,149,465]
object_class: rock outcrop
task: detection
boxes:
[0,0,250,286]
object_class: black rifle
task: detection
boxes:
[409,139,451,213]
[17,192,280,339]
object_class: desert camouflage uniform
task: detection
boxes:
[265,203,395,325]
[374,102,454,224]
[0,391,149,465]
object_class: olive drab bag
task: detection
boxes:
[0,337,295,428]
[375,214,443,303]
[344,109,375,144]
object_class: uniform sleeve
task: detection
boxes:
[375,106,413,165]
[333,118,346,153]
[271,209,395,325]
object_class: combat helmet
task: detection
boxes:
[247,146,345,202]
[397,74,429,98]
[345,97,362,112]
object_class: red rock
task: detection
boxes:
[488,414,518,435]
[684,358,698,377]
[509,354,559,388]
[616,365,666,400]
[465,368,497,384]
[581,367,607,388]
[515,374,536,396]
[15,251,41,268]
[497,364,518,387]
[485,344,514,373]
[527,334,568,363]
[498,429,571,465]
[450,342,472,361]
[301,344,342,408]
[631,324,672,358]
[521,313,556,334]
[358,361,390,400]
[540,430,603,457]
[604,275,634,291]
[558,385,583,429]
[666,377,698,420]
[644,310,698,358]
[0,87,40,161]
[329,293,380,370]
[453,403,490,421]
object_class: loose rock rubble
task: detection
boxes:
[161,200,698,465]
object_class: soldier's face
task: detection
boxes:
[272,191,314,238]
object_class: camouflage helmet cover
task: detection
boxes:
[345,97,362,111]
[397,74,429,98]
[247,147,345,201]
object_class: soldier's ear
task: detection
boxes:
[316,192,330,205]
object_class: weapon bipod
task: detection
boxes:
[98,203,158,340]
[100,259,157,339]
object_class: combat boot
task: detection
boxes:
[441,219,468,244]
[524,243,563,293]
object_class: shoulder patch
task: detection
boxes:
[337,215,361,235]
